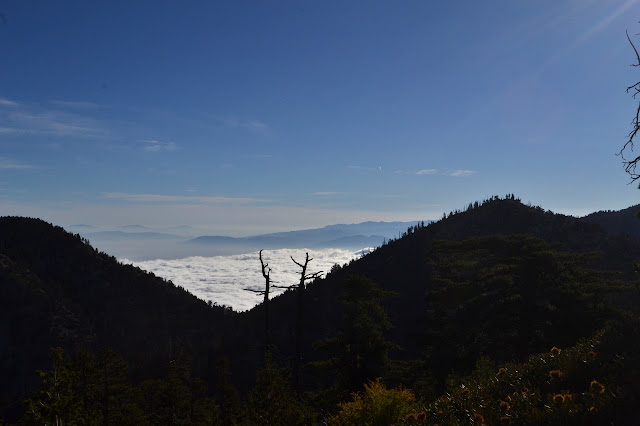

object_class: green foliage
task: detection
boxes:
[423,235,623,390]
[22,348,80,425]
[93,349,140,424]
[328,378,416,426]
[20,348,219,425]
[402,318,640,425]
[137,353,214,424]
[246,355,316,425]
[384,358,438,403]
[313,276,398,396]
[0,216,230,419]
[214,357,243,425]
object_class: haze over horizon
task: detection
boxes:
[2,1,640,234]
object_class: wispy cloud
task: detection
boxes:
[447,169,476,177]
[102,192,268,204]
[140,139,177,152]
[416,169,438,175]
[50,100,100,109]
[216,116,269,131]
[397,168,474,177]
[0,126,34,134]
[0,98,18,107]
[0,157,35,170]
[240,120,268,130]
[348,165,382,172]
[314,191,346,196]
[2,109,106,138]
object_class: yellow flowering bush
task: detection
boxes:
[391,325,632,425]
[329,378,416,426]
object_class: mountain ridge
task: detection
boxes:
[2,197,640,421]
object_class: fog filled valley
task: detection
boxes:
[86,221,420,311]
[121,248,367,311]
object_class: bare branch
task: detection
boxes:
[250,249,274,350]
[628,30,640,67]
[304,271,324,281]
[620,29,640,183]
[260,250,271,280]
[628,81,640,93]
[290,255,304,269]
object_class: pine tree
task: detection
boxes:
[23,348,80,425]
[247,354,315,425]
[313,276,398,397]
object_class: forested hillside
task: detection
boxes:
[0,217,233,420]
[2,197,640,424]
[226,196,640,391]
[580,203,640,239]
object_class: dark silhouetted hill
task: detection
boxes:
[2,197,640,421]
[580,204,640,239]
[225,197,640,392]
[0,217,232,419]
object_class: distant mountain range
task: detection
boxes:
[72,206,640,261]
[188,221,423,250]
[84,231,183,240]
[74,221,424,260]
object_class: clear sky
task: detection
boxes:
[1,0,640,235]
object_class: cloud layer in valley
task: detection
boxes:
[121,247,366,311]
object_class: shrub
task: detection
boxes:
[329,378,416,425]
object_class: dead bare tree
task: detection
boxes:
[620,30,640,183]
[274,252,323,397]
[244,250,276,350]
[246,251,322,394]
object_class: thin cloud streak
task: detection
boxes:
[216,116,269,131]
[2,110,106,138]
[348,165,381,172]
[0,98,18,107]
[568,0,638,53]
[416,169,438,175]
[0,157,35,170]
[447,170,476,177]
[141,140,177,152]
[314,192,346,196]
[102,192,268,204]
[0,126,36,134]
[50,100,100,109]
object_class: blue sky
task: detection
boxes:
[1,0,640,235]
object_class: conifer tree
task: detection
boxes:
[313,276,398,396]
[214,357,242,425]
[247,354,315,425]
[23,348,79,425]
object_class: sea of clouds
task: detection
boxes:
[121,247,368,312]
